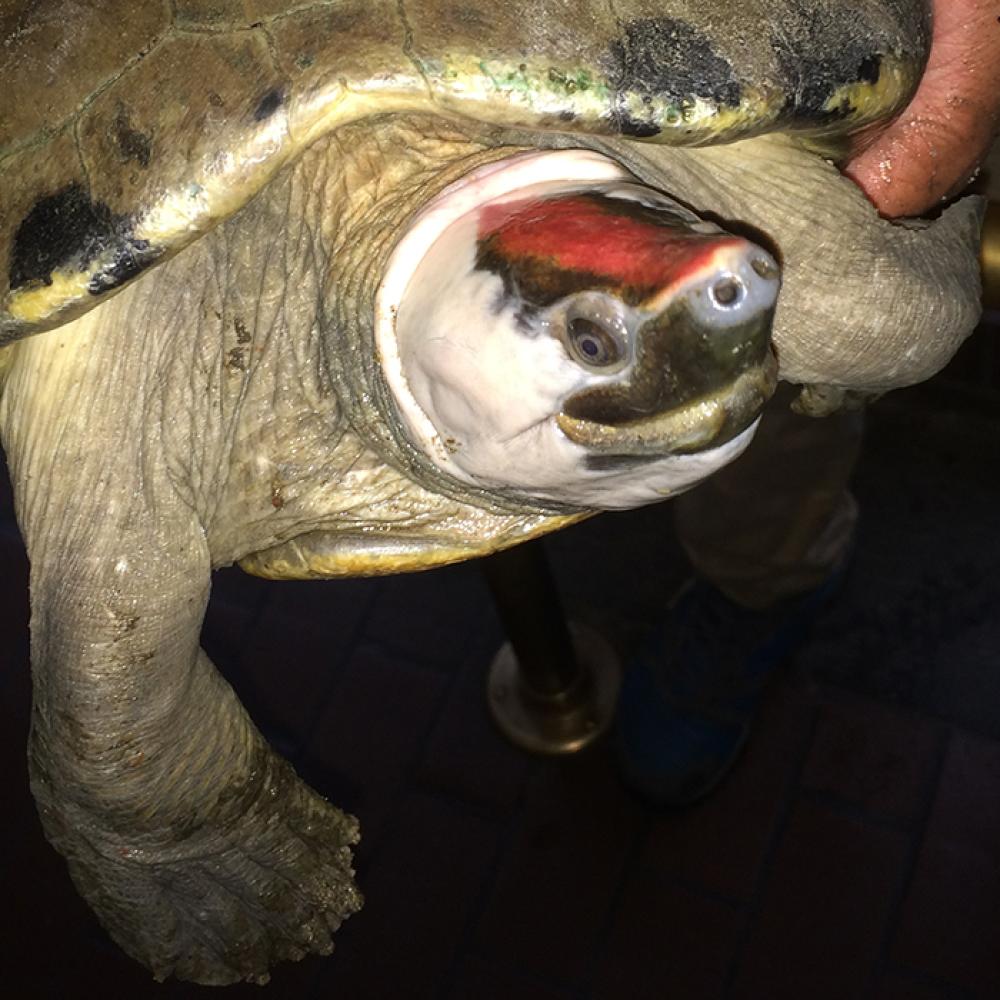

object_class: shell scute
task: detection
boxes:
[0,0,170,153]
[0,0,930,341]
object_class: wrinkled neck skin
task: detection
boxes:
[2,112,981,570]
[314,118,563,515]
[0,116,563,574]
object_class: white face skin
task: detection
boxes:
[375,150,778,510]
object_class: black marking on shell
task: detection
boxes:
[9,183,160,297]
[253,87,284,122]
[605,17,742,135]
[613,114,661,139]
[111,104,152,168]
[10,185,115,290]
[772,16,889,121]
[857,54,882,85]
[608,18,742,104]
[86,237,161,296]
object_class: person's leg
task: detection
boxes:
[674,383,862,609]
[616,385,863,804]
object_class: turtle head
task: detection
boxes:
[377,151,779,510]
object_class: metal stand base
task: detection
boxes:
[487,623,621,755]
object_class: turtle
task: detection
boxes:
[0,0,983,986]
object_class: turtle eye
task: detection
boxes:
[566,316,625,369]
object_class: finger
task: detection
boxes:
[843,0,1000,218]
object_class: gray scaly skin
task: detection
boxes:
[0,119,519,985]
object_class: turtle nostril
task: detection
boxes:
[751,255,779,280]
[711,276,745,307]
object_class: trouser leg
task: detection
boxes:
[673,384,863,611]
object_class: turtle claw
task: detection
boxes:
[33,757,362,986]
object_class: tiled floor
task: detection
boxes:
[2,321,998,999]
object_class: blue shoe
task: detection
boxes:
[615,569,844,805]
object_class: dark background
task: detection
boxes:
[1,311,998,999]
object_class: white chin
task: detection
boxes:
[459,417,757,509]
[519,420,759,509]
[374,149,756,511]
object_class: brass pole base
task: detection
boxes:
[487,623,621,755]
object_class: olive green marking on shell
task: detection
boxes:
[423,52,613,122]
[474,60,610,104]
[545,66,598,97]
[426,53,776,142]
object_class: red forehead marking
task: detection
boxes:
[478,194,743,292]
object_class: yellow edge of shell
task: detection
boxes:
[238,513,588,579]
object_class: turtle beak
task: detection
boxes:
[557,242,780,456]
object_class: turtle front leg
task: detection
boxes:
[21,500,361,984]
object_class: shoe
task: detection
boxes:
[615,568,844,805]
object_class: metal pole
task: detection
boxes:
[481,541,582,699]
[481,539,620,755]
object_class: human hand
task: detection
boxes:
[844,0,1000,218]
